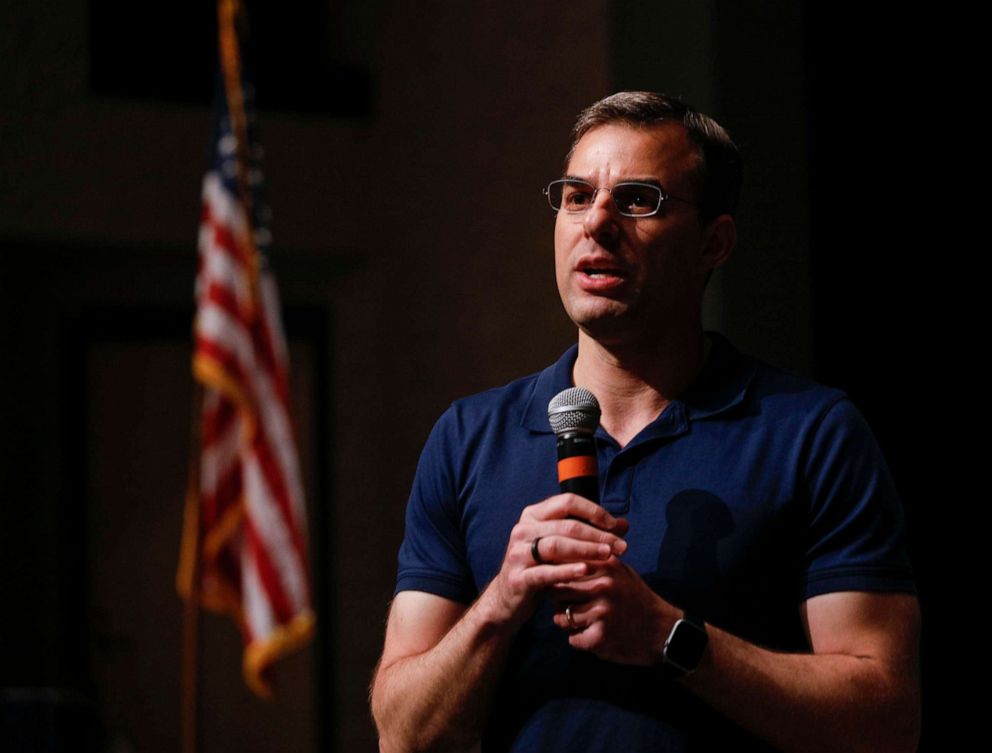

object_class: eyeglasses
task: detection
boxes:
[543,178,696,218]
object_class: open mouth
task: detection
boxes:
[582,268,623,277]
[579,263,625,278]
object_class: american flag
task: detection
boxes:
[178,0,314,698]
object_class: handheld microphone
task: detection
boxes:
[548,387,601,503]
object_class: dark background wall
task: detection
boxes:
[1,1,958,750]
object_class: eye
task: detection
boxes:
[561,183,593,209]
[613,184,660,215]
[561,182,595,210]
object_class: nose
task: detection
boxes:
[582,188,621,246]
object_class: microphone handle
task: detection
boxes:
[556,433,599,504]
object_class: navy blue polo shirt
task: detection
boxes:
[396,334,914,752]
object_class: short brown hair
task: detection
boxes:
[566,91,742,222]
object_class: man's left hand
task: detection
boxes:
[551,556,679,666]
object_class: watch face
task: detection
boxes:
[665,618,708,673]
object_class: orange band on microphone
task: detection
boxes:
[557,455,598,482]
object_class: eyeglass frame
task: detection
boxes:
[543,178,697,218]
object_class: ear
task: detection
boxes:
[698,214,736,272]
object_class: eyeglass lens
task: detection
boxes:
[549,180,661,216]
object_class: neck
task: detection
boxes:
[572,326,709,448]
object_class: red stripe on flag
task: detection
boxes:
[205,280,247,323]
[202,396,238,446]
[201,203,251,267]
[251,425,309,583]
[247,301,290,405]
[211,223,250,267]
[194,336,253,401]
[202,461,243,527]
[244,515,295,626]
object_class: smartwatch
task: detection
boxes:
[662,613,708,677]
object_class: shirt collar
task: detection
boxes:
[519,333,756,434]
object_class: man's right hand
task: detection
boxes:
[372,494,626,752]
[483,493,628,630]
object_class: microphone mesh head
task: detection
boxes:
[548,387,601,436]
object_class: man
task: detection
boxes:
[370,92,920,752]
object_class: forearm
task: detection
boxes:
[371,591,514,753]
[686,622,920,753]
[557,564,920,753]
[372,496,627,751]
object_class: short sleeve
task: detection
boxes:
[395,407,477,604]
[801,397,915,599]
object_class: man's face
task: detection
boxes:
[554,122,718,344]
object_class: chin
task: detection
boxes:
[571,310,639,344]
[564,292,632,322]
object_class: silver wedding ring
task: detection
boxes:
[565,605,577,630]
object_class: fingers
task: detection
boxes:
[511,529,623,572]
[541,517,627,553]
[532,535,615,565]
[550,557,622,595]
[523,494,629,536]
[549,562,677,665]
[552,600,604,633]
[485,496,629,629]
[508,561,589,594]
[513,496,629,564]
[568,620,606,651]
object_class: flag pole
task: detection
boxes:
[181,382,205,753]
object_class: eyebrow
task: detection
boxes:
[562,174,665,189]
